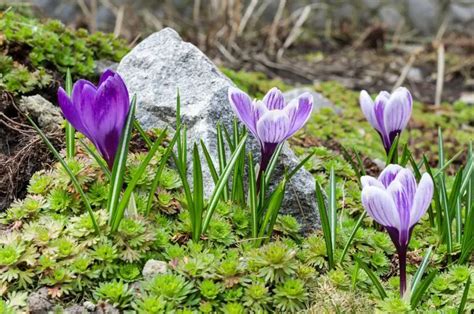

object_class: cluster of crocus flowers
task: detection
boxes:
[359,87,413,154]
[361,165,434,296]
[58,69,130,169]
[228,87,313,181]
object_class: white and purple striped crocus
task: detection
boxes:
[57,69,130,169]
[359,87,413,154]
[228,87,313,180]
[361,164,433,296]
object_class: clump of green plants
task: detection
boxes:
[0,10,128,94]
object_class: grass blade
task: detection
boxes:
[339,211,366,264]
[257,179,286,245]
[145,129,180,215]
[192,144,204,240]
[286,150,315,180]
[458,276,471,314]
[27,116,99,234]
[65,68,75,158]
[200,140,219,184]
[202,133,248,233]
[79,139,111,179]
[386,135,399,164]
[354,256,387,299]
[411,272,436,308]
[329,167,337,258]
[315,181,333,269]
[411,246,433,294]
[133,120,152,148]
[217,123,229,201]
[248,152,258,238]
[264,143,284,186]
[111,128,167,231]
[108,95,136,228]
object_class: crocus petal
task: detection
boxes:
[361,175,384,189]
[410,173,434,227]
[392,168,417,210]
[361,186,400,229]
[387,180,410,245]
[228,87,257,135]
[256,111,290,144]
[285,92,313,138]
[360,90,379,131]
[378,164,404,188]
[263,87,285,110]
[57,87,90,138]
[383,87,412,136]
[254,100,269,122]
[98,69,116,86]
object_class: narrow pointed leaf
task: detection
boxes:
[411,246,433,294]
[316,181,333,269]
[340,212,366,264]
[65,68,75,158]
[354,256,387,299]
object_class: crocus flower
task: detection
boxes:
[57,69,130,169]
[359,87,413,154]
[361,164,433,296]
[228,87,313,180]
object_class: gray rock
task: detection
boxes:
[363,0,381,10]
[283,87,340,114]
[117,28,320,234]
[407,67,423,83]
[379,5,405,30]
[83,301,96,311]
[27,287,52,313]
[64,304,86,314]
[18,95,63,131]
[95,60,119,76]
[142,259,168,279]
[407,0,440,35]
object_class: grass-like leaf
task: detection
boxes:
[145,128,180,215]
[458,275,471,314]
[339,211,366,264]
[411,272,436,308]
[200,140,219,184]
[354,256,387,299]
[286,150,315,180]
[79,139,111,179]
[257,178,287,246]
[248,152,258,238]
[315,181,334,269]
[411,246,433,294]
[133,120,152,149]
[192,144,204,240]
[217,123,229,201]
[202,133,248,233]
[65,68,75,159]
[110,127,167,232]
[264,143,284,186]
[386,135,399,164]
[108,95,136,228]
[27,116,100,234]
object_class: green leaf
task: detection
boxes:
[411,246,433,294]
[286,150,315,180]
[202,133,248,233]
[339,211,366,264]
[315,181,333,269]
[145,128,180,215]
[133,120,152,149]
[264,143,284,187]
[386,135,399,164]
[458,274,471,314]
[79,139,111,179]
[200,140,219,185]
[257,178,287,246]
[329,167,337,257]
[27,116,99,234]
[65,68,75,158]
[217,123,229,201]
[248,152,258,239]
[111,127,167,231]
[354,256,387,299]
[410,272,436,308]
[192,144,204,240]
[108,95,136,229]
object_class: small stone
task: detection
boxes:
[64,304,86,314]
[459,92,474,105]
[373,158,386,171]
[18,95,63,131]
[83,301,96,311]
[27,287,53,313]
[379,5,404,31]
[283,87,341,114]
[142,259,168,279]
[407,68,423,83]
[407,0,439,35]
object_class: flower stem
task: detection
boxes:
[398,248,407,297]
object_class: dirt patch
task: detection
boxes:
[0,91,60,210]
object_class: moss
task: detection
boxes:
[0,10,129,94]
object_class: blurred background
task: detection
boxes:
[6,0,474,105]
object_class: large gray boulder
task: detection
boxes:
[117,28,320,234]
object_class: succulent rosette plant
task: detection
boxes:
[57,69,130,169]
[359,87,413,154]
[228,87,313,179]
[361,164,434,296]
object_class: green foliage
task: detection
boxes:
[0,10,128,94]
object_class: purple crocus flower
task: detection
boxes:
[228,87,313,180]
[361,164,433,296]
[57,69,130,169]
[359,87,413,154]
